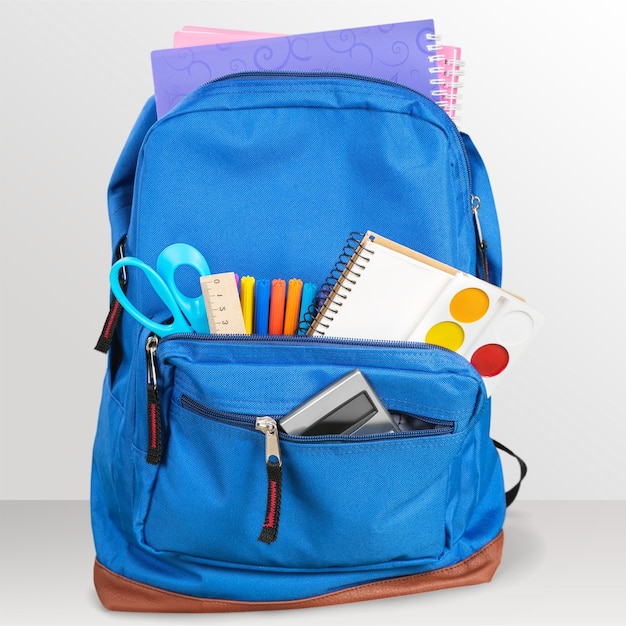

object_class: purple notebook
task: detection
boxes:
[151,20,440,118]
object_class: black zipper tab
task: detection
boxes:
[255,417,282,544]
[146,336,162,465]
[94,237,127,353]
[471,195,490,282]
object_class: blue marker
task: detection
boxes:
[254,278,271,334]
[297,282,318,335]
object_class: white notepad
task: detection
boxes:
[307,232,544,395]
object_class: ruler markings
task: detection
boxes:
[200,273,246,334]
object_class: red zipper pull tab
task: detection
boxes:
[95,239,127,353]
[255,417,282,544]
[146,336,162,465]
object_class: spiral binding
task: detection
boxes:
[427,43,465,123]
[299,232,375,336]
[424,33,445,107]
[424,32,442,52]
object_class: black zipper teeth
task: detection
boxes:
[145,71,476,269]
[180,394,258,429]
[200,70,473,194]
[180,394,454,440]
[161,330,460,354]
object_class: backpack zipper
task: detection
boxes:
[178,393,452,548]
[145,335,162,464]
[143,341,284,542]
[161,328,460,353]
[471,194,489,281]
[194,70,487,279]
[179,392,455,440]
[149,313,476,545]
[148,333,469,465]
[205,70,472,184]
[255,417,282,544]
[94,236,127,353]
[178,391,454,547]
[176,397,285,544]
[98,74,490,352]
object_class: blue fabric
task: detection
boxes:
[92,73,506,604]
[107,97,157,255]
[461,132,502,285]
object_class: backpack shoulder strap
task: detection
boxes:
[107,96,157,254]
[95,97,157,353]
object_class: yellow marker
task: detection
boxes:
[240,276,255,334]
[283,278,303,335]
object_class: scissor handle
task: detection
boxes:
[156,243,211,334]
[110,258,193,337]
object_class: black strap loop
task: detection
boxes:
[492,439,527,507]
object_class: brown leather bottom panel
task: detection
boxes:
[94,531,503,613]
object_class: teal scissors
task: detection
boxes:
[110,243,211,336]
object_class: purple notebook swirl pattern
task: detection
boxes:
[151,20,440,118]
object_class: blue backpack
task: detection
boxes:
[92,73,525,612]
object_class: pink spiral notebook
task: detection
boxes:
[152,20,451,119]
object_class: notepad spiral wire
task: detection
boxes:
[428,43,465,123]
[300,232,374,336]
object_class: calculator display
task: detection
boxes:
[299,391,376,436]
[278,370,399,437]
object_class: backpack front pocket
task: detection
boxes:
[138,335,486,572]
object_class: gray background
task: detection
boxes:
[1,2,625,625]
[1,0,624,502]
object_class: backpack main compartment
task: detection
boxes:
[92,73,505,611]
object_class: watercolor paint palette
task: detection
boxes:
[408,271,544,395]
[308,232,544,397]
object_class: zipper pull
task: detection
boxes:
[146,335,162,465]
[255,417,282,544]
[256,417,282,466]
[94,237,127,353]
[471,195,490,283]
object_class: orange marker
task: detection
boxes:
[268,279,286,335]
[283,278,303,335]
